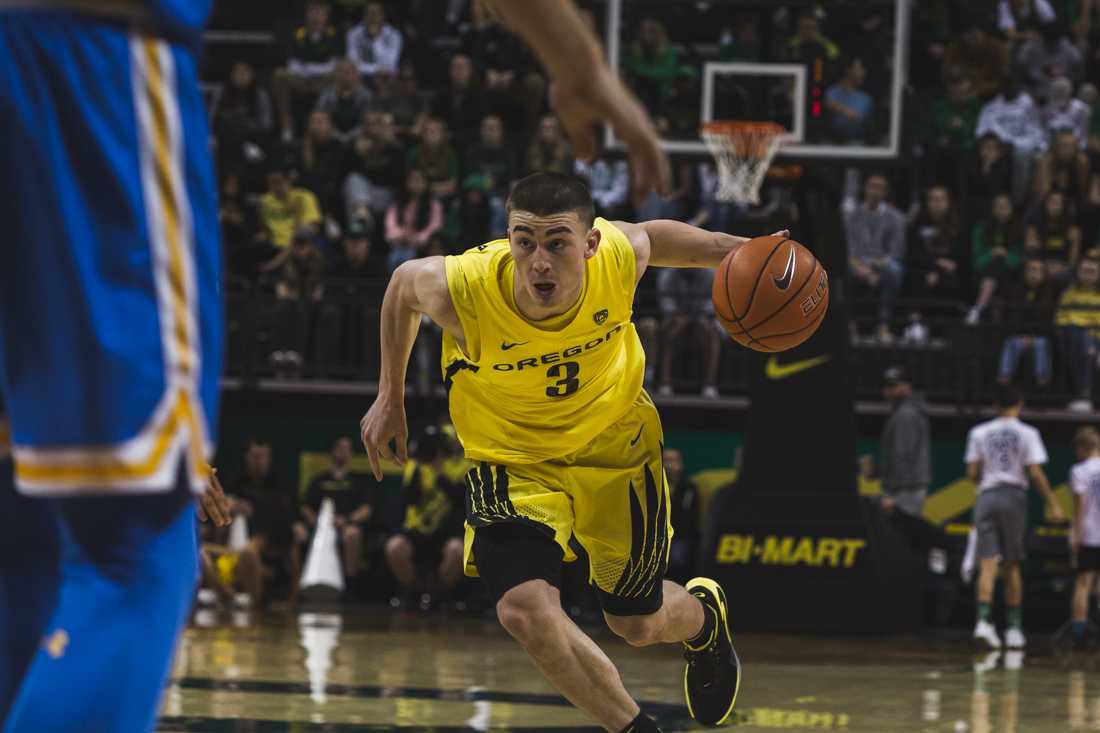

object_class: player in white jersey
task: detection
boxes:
[964,384,1065,649]
[1070,426,1100,644]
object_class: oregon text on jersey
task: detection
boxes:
[491,322,626,371]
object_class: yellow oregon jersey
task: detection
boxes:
[442,218,645,464]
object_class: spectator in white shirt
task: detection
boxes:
[1042,76,1091,149]
[347,1,403,80]
[964,384,1065,650]
[574,138,629,220]
[977,76,1047,200]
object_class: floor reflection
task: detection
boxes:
[161,610,1100,732]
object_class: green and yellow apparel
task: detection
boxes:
[401,460,465,537]
[259,187,322,248]
[289,24,344,66]
[304,469,370,519]
[1056,285,1100,339]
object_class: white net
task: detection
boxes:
[701,122,785,206]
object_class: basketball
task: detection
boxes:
[712,235,829,352]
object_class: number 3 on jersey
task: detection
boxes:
[546,361,580,397]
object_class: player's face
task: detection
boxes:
[508,210,599,312]
[992,194,1012,222]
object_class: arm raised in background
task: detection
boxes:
[613,219,789,285]
[481,0,669,198]
[359,257,463,480]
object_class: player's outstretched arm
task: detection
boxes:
[483,0,669,198]
[360,257,456,480]
[613,219,789,283]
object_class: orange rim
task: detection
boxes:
[700,121,785,137]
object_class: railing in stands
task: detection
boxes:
[223,283,1100,409]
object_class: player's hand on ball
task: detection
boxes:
[360,397,409,481]
[198,467,232,527]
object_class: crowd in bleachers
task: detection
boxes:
[849,1,1100,411]
[206,0,1100,409]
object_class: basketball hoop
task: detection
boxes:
[701,121,786,205]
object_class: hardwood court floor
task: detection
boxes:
[157,609,1098,732]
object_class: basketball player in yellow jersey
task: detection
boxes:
[361,172,786,732]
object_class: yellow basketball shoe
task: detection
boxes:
[682,577,741,726]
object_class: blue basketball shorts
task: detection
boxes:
[0,10,221,495]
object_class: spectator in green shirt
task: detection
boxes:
[924,73,982,187]
[926,74,981,152]
[625,17,680,113]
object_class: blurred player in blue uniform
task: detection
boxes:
[0,2,221,731]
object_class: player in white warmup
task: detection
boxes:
[1070,426,1100,645]
[965,384,1065,649]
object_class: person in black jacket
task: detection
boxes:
[997,258,1057,388]
[664,447,700,584]
[880,366,930,518]
[906,184,963,302]
[383,425,465,606]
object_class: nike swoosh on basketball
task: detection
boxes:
[501,341,528,351]
[629,425,644,446]
[772,249,797,291]
[764,354,831,380]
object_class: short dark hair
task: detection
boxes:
[506,172,595,228]
[995,383,1024,409]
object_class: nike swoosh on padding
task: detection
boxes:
[772,248,797,290]
[764,354,832,380]
[629,425,644,446]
